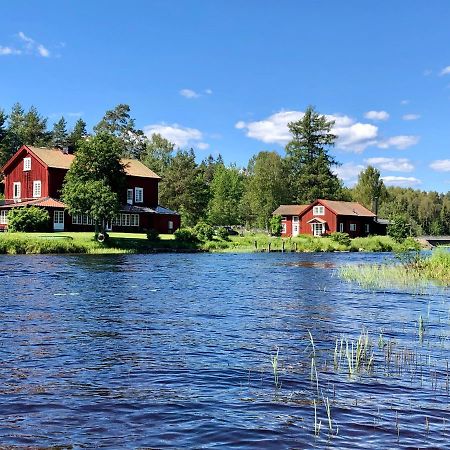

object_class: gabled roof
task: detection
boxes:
[317,199,376,217]
[2,145,161,179]
[0,197,66,209]
[273,204,309,216]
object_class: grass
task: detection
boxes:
[340,248,450,288]
[0,230,422,255]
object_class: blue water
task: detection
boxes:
[0,252,449,448]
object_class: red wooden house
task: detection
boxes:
[274,199,387,238]
[0,145,180,233]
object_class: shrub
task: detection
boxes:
[174,227,199,243]
[215,226,230,241]
[193,222,215,241]
[7,207,50,232]
[329,232,351,247]
[388,214,411,243]
[270,215,282,236]
[146,228,160,241]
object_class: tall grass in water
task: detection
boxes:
[340,248,450,289]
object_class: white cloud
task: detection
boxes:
[235,110,378,153]
[179,88,200,99]
[204,89,213,95]
[430,159,450,172]
[17,31,50,57]
[365,157,414,172]
[400,99,410,105]
[364,110,390,121]
[402,114,420,121]
[0,46,21,56]
[143,122,208,150]
[377,135,419,150]
[440,66,450,76]
[333,162,365,184]
[382,176,422,187]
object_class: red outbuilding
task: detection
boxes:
[273,199,387,238]
[0,145,180,233]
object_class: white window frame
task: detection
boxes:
[0,210,8,225]
[23,157,31,171]
[292,216,299,223]
[281,223,286,233]
[281,216,287,221]
[350,223,356,232]
[121,213,131,226]
[33,180,42,198]
[13,182,21,200]
[127,189,133,205]
[135,187,143,203]
[365,223,370,233]
[168,220,174,230]
[313,205,325,216]
[312,223,325,236]
[339,222,344,232]
[54,210,64,224]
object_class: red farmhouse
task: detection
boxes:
[0,145,180,233]
[273,199,387,238]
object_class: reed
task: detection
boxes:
[271,347,280,388]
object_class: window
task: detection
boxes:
[168,220,174,230]
[281,223,286,233]
[135,187,143,203]
[293,216,299,222]
[13,182,21,200]
[339,222,344,232]
[121,213,131,226]
[281,216,287,221]
[130,214,139,226]
[127,189,133,205]
[23,157,31,171]
[365,223,370,234]
[312,223,324,236]
[313,205,325,216]
[0,210,8,225]
[350,223,356,232]
[54,211,64,224]
[33,181,42,198]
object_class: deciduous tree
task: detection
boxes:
[352,166,387,212]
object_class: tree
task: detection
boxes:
[207,164,244,225]
[61,133,126,237]
[387,214,412,242]
[241,151,287,229]
[0,109,10,169]
[51,116,68,148]
[94,104,146,158]
[68,118,88,151]
[7,207,50,232]
[140,133,174,176]
[270,214,282,236]
[352,166,387,212]
[285,106,343,203]
[22,106,50,146]
[159,149,209,226]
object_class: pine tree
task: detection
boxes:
[68,118,88,150]
[285,106,343,203]
[51,116,68,148]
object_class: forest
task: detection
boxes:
[0,103,449,235]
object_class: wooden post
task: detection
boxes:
[268,242,271,252]
[295,242,298,252]
[282,240,285,252]
[254,240,258,250]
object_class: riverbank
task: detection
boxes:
[340,248,450,288]
[0,231,419,255]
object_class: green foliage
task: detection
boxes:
[140,133,174,177]
[51,116,68,148]
[146,228,160,241]
[270,214,282,236]
[207,164,244,225]
[352,166,387,211]
[7,207,50,232]
[174,227,199,243]
[388,214,412,242]
[68,118,88,151]
[285,106,343,203]
[215,226,230,240]
[329,232,351,246]
[193,221,215,241]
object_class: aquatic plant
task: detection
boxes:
[271,347,280,388]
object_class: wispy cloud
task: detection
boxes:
[204,88,213,95]
[402,114,420,121]
[365,157,414,172]
[382,176,422,187]
[430,159,450,172]
[143,122,209,150]
[400,99,410,105]
[440,66,450,76]
[0,46,21,56]
[179,88,200,99]
[364,110,390,121]
[377,135,419,150]
[333,162,365,185]
[0,32,52,57]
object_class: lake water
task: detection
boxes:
[0,252,449,448]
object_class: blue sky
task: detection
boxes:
[1,1,450,192]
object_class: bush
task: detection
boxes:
[388,215,411,243]
[146,228,160,241]
[215,226,230,241]
[193,222,215,241]
[270,215,282,236]
[329,232,351,247]
[7,207,50,232]
[174,227,199,243]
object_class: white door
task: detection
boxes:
[292,216,299,236]
[105,221,112,231]
[312,223,323,237]
[53,210,64,231]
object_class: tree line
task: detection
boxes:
[0,102,448,235]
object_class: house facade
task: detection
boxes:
[273,199,387,238]
[0,145,180,233]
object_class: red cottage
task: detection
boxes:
[274,199,387,238]
[0,145,180,233]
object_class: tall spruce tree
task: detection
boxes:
[285,106,342,203]
[51,116,68,148]
[68,118,88,150]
